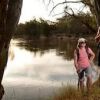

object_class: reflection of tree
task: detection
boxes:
[56,39,77,60]
[16,38,54,55]
[15,38,97,61]
[8,47,15,60]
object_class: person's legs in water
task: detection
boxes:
[79,79,85,92]
[78,69,85,92]
[85,67,92,92]
[87,76,92,92]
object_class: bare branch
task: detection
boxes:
[64,10,96,32]
[47,0,52,6]
[78,5,86,12]
[44,0,54,12]
[70,8,75,15]
[49,0,82,15]
[42,0,45,5]
[81,0,94,8]
[52,0,54,7]
[52,12,65,17]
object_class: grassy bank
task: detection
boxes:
[52,79,100,100]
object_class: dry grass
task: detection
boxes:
[52,79,100,100]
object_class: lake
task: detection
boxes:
[2,38,99,100]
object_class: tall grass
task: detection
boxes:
[52,83,100,100]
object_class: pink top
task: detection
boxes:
[78,47,93,68]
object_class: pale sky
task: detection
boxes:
[19,0,89,23]
[19,0,65,23]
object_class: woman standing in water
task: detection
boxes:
[74,38,95,92]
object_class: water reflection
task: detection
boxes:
[4,38,98,82]
[15,38,97,61]
[2,38,98,100]
[15,38,78,60]
[4,40,80,84]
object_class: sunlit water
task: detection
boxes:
[2,39,98,100]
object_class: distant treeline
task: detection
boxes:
[14,13,96,38]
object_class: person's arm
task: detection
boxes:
[95,33,100,40]
[74,50,79,72]
[95,32,100,40]
[88,48,95,63]
[95,27,100,41]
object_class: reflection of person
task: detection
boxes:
[95,27,100,69]
[74,38,95,92]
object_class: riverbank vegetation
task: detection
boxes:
[52,79,100,100]
[14,13,96,39]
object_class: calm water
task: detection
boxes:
[2,38,98,100]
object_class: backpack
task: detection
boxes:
[76,47,91,61]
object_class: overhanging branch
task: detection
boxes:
[64,10,96,33]
[49,0,82,15]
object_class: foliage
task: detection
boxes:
[15,14,96,38]
[15,18,56,38]
[55,13,96,36]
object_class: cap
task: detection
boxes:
[78,38,86,43]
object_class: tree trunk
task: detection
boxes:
[93,0,100,26]
[92,0,100,87]
[0,0,23,99]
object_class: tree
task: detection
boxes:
[0,0,23,99]
[0,0,99,99]
[47,0,100,32]
[93,0,100,26]
[45,0,100,87]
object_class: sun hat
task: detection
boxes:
[78,38,86,43]
[77,38,86,48]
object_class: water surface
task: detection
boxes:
[2,38,98,100]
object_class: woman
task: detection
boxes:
[74,38,95,92]
[95,26,100,68]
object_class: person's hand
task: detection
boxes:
[76,68,80,74]
[95,34,100,43]
[89,59,93,64]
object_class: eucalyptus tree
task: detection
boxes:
[47,0,100,31]
[0,0,23,99]
[45,0,100,88]
[93,0,100,26]
[0,0,100,99]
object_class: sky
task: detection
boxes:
[19,0,89,23]
[19,0,65,23]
